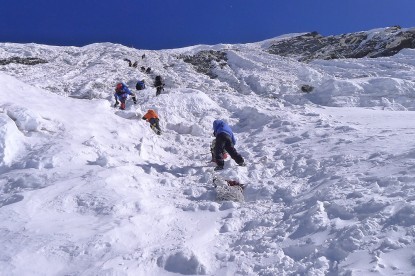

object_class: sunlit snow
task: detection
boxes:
[1,33,415,275]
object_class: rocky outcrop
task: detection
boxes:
[179,50,227,78]
[0,57,48,66]
[267,26,415,62]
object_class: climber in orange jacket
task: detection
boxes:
[142,109,161,135]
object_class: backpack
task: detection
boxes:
[136,80,146,90]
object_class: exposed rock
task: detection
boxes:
[267,26,415,62]
[301,84,314,93]
[179,50,227,78]
[0,57,48,66]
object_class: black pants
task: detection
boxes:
[211,139,229,161]
[149,118,161,135]
[156,86,163,96]
[214,132,244,166]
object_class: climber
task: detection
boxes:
[212,119,245,171]
[114,82,137,110]
[142,109,162,135]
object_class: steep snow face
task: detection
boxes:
[1,38,415,276]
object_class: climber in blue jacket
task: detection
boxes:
[212,119,245,171]
[114,82,137,110]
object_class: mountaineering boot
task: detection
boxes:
[214,165,224,171]
[238,161,246,167]
[114,101,119,107]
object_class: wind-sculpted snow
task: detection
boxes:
[0,113,25,167]
[1,30,415,275]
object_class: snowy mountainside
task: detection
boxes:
[1,35,415,275]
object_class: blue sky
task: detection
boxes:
[2,0,414,50]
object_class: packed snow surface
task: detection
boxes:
[1,36,415,275]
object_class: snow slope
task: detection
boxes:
[1,36,415,275]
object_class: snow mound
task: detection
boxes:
[158,249,207,275]
[0,112,25,167]
[3,104,41,133]
[146,88,221,135]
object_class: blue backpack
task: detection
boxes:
[136,80,146,90]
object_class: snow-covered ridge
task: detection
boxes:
[2,39,415,111]
[1,31,415,275]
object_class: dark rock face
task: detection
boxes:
[267,26,415,62]
[180,50,227,78]
[301,84,314,93]
[0,57,48,66]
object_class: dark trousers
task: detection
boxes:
[214,132,244,166]
[149,118,161,134]
[211,139,228,162]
